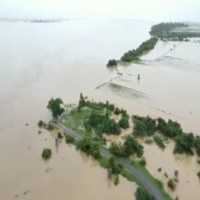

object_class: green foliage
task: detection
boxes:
[153,136,165,150]
[133,116,157,136]
[106,59,118,67]
[150,22,200,39]
[157,118,182,138]
[195,136,200,156]
[114,107,120,115]
[174,133,195,155]
[167,179,176,191]
[37,120,46,128]
[46,123,54,131]
[197,171,200,179]
[135,187,155,200]
[47,97,64,118]
[58,132,63,139]
[139,158,146,166]
[85,111,121,135]
[123,136,144,157]
[119,116,130,129]
[65,135,75,144]
[121,37,158,62]
[109,142,124,156]
[108,156,122,175]
[76,136,101,159]
[42,148,52,160]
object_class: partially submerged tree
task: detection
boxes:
[47,97,64,118]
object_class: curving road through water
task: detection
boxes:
[55,121,165,200]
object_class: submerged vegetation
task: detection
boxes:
[42,148,52,160]
[120,37,158,62]
[44,95,200,200]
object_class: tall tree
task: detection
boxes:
[47,97,64,118]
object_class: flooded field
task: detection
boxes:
[0,20,151,200]
[1,19,200,200]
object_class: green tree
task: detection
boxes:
[47,98,64,118]
[123,136,144,157]
[42,148,52,160]
[135,187,155,200]
[119,116,130,129]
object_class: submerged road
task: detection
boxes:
[55,121,165,200]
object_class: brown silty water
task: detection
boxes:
[1,20,200,200]
[0,20,152,200]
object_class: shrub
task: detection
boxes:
[133,116,157,136]
[42,148,52,160]
[167,179,176,190]
[37,120,46,128]
[114,107,120,115]
[65,135,75,144]
[109,142,124,156]
[119,116,130,129]
[123,136,144,157]
[58,132,63,139]
[135,187,155,200]
[76,136,101,159]
[153,136,165,150]
[174,133,195,155]
[139,158,146,166]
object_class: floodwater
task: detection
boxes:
[0,20,150,200]
[1,20,200,200]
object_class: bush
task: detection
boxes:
[153,136,165,150]
[65,135,75,143]
[167,179,176,190]
[109,142,124,156]
[114,107,120,115]
[195,136,200,156]
[42,148,52,160]
[37,120,46,128]
[119,116,130,129]
[106,59,118,67]
[139,158,146,166]
[135,187,155,200]
[76,136,101,159]
[174,133,195,155]
[133,116,156,136]
[123,136,144,157]
[157,118,182,138]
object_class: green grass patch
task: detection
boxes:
[61,108,92,136]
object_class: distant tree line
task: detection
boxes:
[120,37,158,62]
[150,22,200,39]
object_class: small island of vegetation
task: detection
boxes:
[40,94,200,200]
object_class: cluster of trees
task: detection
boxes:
[85,111,121,135]
[120,37,158,62]
[76,135,101,159]
[133,115,200,156]
[150,22,200,39]
[109,136,144,157]
[78,96,115,112]
[133,116,157,136]
[78,96,130,136]
[106,59,118,67]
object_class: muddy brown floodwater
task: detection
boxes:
[0,20,151,200]
[1,20,200,200]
